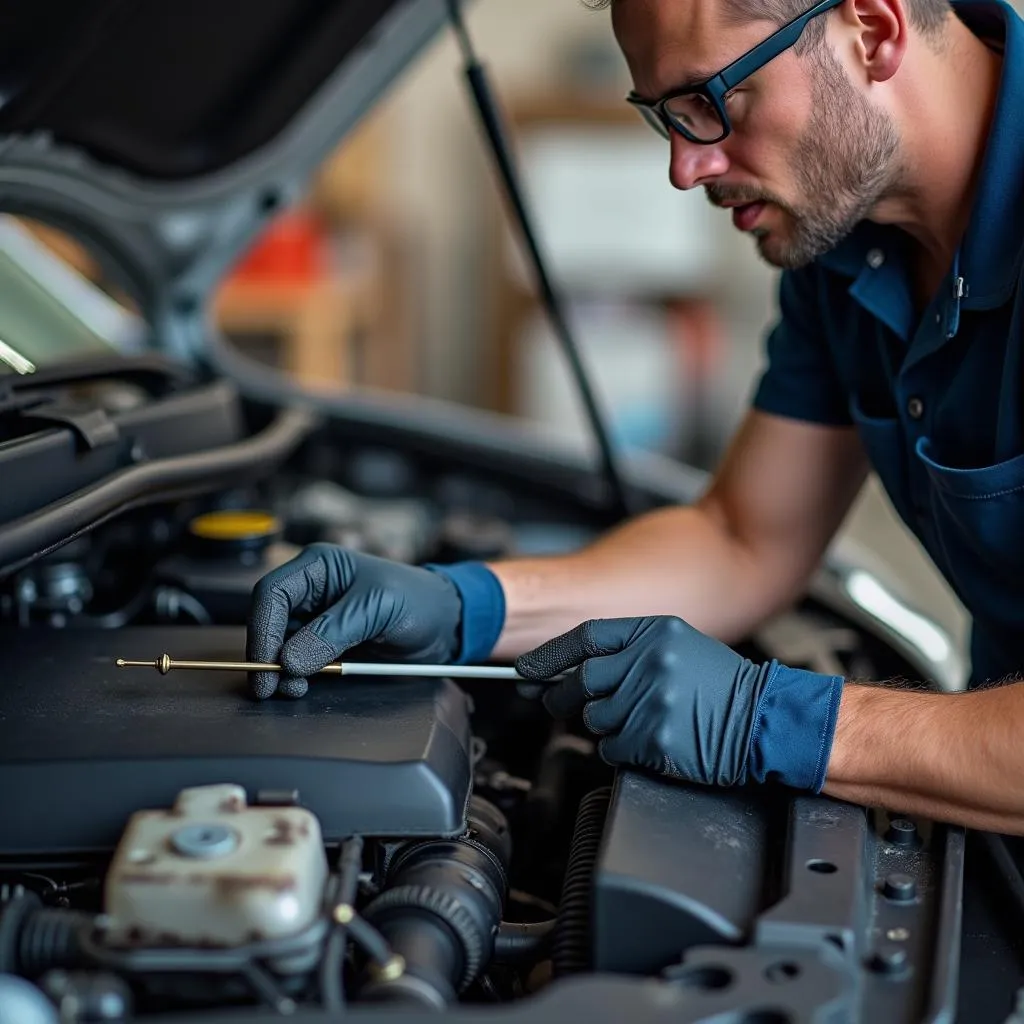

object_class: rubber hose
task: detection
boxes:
[18,910,87,977]
[527,733,594,836]
[493,920,555,963]
[552,786,611,977]
[0,406,316,574]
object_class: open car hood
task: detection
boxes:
[0,0,452,362]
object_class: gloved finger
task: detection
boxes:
[598,733,688,778]
[541,669,587,719]
[277,675,310,700]
[579,653,652,734]
[596,733,629,768]
[540,647,634,720]
[280,586,399,677]
[597,730,671,777]
[515,617,655,680]
[516,681,546,701]
[246,548,335,699]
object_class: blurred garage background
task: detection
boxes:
[15,0,1014,654]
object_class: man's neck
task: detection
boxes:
[870,14,1003,296]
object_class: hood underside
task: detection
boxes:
[0,0,411,180]
[0,0,452,364]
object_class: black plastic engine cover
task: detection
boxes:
[593,772,965,1023]
[0,627,473,856]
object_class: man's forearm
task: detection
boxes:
[824,681,1024,834]
[487,504,797,660]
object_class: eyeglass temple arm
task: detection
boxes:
[719,0,846,90]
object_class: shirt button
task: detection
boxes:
[907,396,925,420]
[866,248,885,269]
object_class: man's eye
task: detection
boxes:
[723,89,748,118]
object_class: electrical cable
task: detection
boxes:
[320,836,365,1013]
[446,0,634,522]
[345,916,393,968]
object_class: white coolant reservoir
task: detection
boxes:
[104,784,328,948]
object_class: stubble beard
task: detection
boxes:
[714,48,903,270]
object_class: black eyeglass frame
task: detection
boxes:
[626,0,845,144]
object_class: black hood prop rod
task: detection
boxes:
[447,0,634,521]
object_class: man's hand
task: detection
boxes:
[515,616,844,791]
[246,545,464,700]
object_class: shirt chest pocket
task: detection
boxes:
[849,395,1024,618]
[914,437,1024,587]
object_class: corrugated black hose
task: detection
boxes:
[552,787,612,976]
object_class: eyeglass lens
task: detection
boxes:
[663,93,724,142]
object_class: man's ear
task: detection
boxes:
[837,0,908,83]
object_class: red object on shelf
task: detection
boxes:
[229,209,330,283]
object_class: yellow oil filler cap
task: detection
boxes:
[187,510,281,559]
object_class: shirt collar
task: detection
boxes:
[820,0,1024,309]
[956,0,1024,307]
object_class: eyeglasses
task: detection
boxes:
[626,0,844,144]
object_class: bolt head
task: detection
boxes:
[883,873,917,902]
[870,945,909,976]
[885,818,918,846]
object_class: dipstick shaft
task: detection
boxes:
[115,654,527,681]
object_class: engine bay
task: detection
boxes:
[0,367,970,1024]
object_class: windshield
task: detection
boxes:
[0,216,145,376]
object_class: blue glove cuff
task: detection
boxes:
[747,661,844,792]
[424,562,506,665]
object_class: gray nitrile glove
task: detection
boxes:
[246,544,464,700]
[515,616,842,792]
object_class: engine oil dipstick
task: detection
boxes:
[115,654,532,681]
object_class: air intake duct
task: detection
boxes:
[359,797,511,1008]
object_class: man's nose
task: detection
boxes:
[668,131,730,190]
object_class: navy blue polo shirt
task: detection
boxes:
[752,0,1024,685]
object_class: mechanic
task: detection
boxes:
[246,0,1024,834]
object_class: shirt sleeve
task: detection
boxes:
[751,267,852,427]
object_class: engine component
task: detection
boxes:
[153,509,300,625]
[0,626,474,855]
[39,970,132,1023]
[493,919,556,964]
[359,797,511,1008]
[286,481,436,565]
[104,785,327,949]
[0,975,57,1024]
[592,771,965,1021]
[436,511,514,562]
[186,510,282,557]
[594,775,768,975]
[0,892,87,979]
[11,558,93,628]
[552,786,612,977]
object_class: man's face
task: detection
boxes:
[613,0,902,269]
